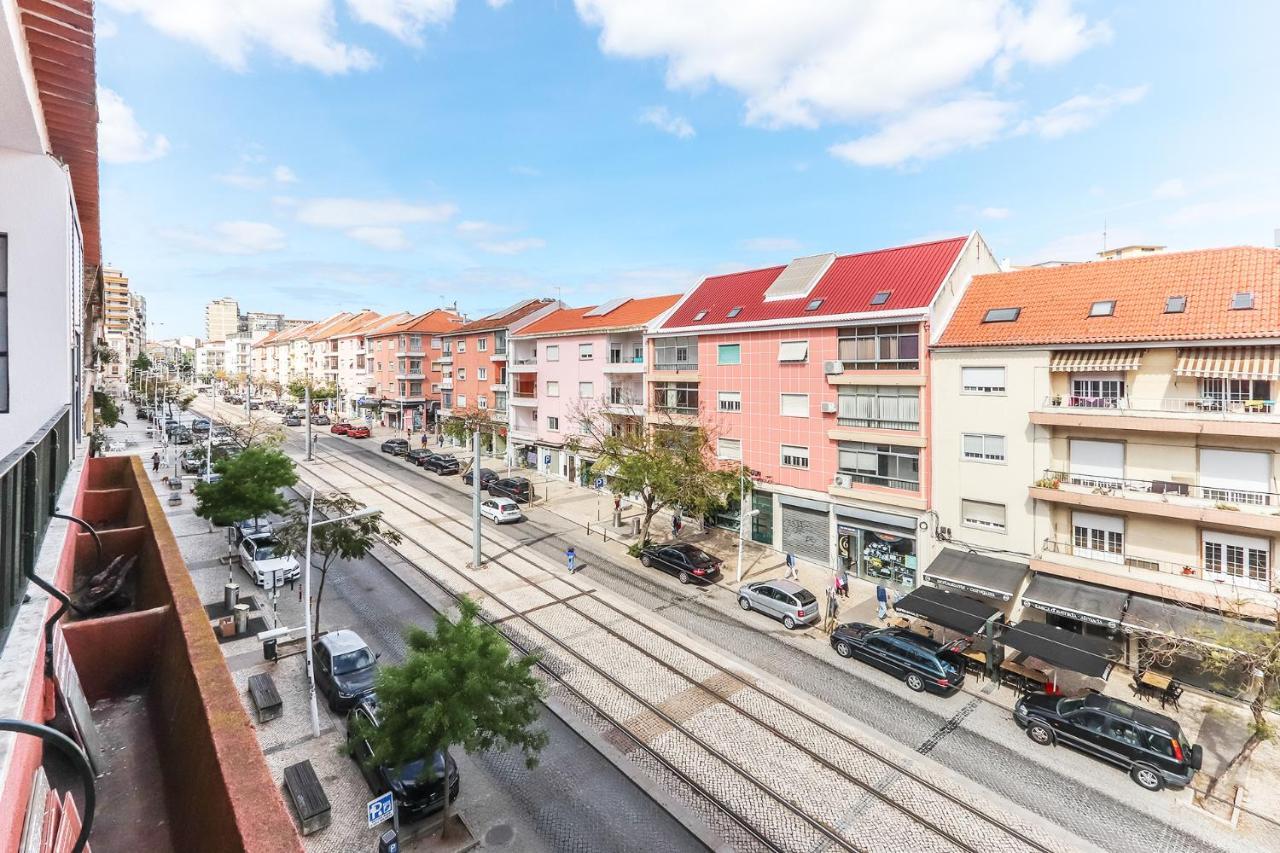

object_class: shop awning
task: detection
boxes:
[1000,621,1115,679]
[923,550,1029,602]
[1121,595,1272,648]
[1050,349,1145,373]
[1175,347,1280,381]
[893,585,1000,635]
[1021,575,1129,629]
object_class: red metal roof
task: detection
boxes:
[659,237,968,330]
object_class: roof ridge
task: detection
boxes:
[703,235,968,283]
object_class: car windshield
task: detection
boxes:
[333,648,376,675]
[1057,697,1087,715]
[253,543,278,560]
[394,752,445,784]
[683,549,715,566]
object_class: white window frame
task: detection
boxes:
[457,340,466,353]
[718,391,742,413]
[961,499,1007,533]
[778,340,809,363]
[962,433,1006,463]
[717,438,742,461]
[961,366,1006,394]
[547,415,560,431]
[477,396,488,409]
[545,344,559,361]
[579,343,593,361]
[779,393,809,418]
[717,343,741,365]
[478,367,488,381]
[478,337,488,352]
[1071,512,1124,563]
[457,394,467,407]
[457,367,466,381]
[1203,530,1270,590]
[579,381,594,398]
[546,381,559,397]
[780,444,809,469]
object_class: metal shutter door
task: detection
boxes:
[780,504,830,566]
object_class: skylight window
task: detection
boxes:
[870,291,892,306]
[693,310,707,321]
[1164,295,1187,314]
[1089,300,1116,317]
[804,299,824,311]
[982,307,1021,323]
[727,306,742,318]
[1231,292,1254,310]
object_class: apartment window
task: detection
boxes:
[546,381,559,397]
[478,337,488,352]
[1072,512,1124,563]
[1202,378,1271,403]
[545,344,559,361]
[962,433,1006,462]
[778,340,808,362]
[548,416,560,431]
[961,500,1006,532]
[837,386,919,430]
[410,381,422,395]
[457,367,466,381]
[779,393,809,417]
[1089,300,1115,317]
[961,366,1006,394]
[653,382,699,414]
[780,444,809,469]
[579,343,593,361]
[654,336,698,371]
[579,381,594,398]
[717,438,742,461]
[838,442,920,491]
[0,235,7,412]
[431,336,442,349]
[1071,373,1125,402]
[442,340,452,355]
[495,391,507,411]
[717,343,741,365]
[457,340,466,352]
[431,383,440,393]
[718,391,742,412]
[478,367,488,381]
[457,394,467,407]
[1203,532,1270,589]
[409,334,422,350]
[477,396,488,409]
[837,324,919,370]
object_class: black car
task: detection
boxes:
[191,419,211,434]
[639,543,722,585]
[488,477,532,503]
[381,439,410,456]
[314,630,379,711]
[422,454,460,475]
[248,401,261,410]
[310,414,330,425]
[405,448,432,466]
[171,428,194,445]
[462,468,499,489]
[1015,692,1202,791]
[282,415,302,426]
[830,625,965,695]
[347,696,459,821]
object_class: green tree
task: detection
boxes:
[349,596,546,839]
[92,391,120,428]
[193,445,297,528]
[288,378,338,401]
[130,353,152,373]
[275,493,402,633]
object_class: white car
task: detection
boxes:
[238,534,300,588]
[480,497,523,524]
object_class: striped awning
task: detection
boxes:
[1175,347,1280,381]
[1049,349,1145,373]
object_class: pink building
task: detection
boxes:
[648,235,998,588]
[509,295,680,480]
[365,308,465,432]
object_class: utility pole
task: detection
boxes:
[472,427,482,568]
[305,383,313,461]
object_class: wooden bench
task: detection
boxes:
[247,673,283,723]
[283,760,331,835]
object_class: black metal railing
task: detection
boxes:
[1040,469,1280,507]
[1,407,73,650]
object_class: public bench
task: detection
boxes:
[247,672,283,723]
[283,759,331,835]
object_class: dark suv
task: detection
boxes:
[381,438,410,456]
[830,625,965,695]
[1015,692,1202,791]
[347,696,459,821]
[489,477,532,503]
[421,454,460,475]
[462,468,499,489]
[313,630,379,711]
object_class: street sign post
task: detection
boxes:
[367,791,394,829]
[594,477,604,489]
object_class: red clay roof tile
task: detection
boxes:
[517,295,681,336]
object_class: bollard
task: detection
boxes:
[233,603,250,634]
[378,829,400,853]
[224,582,239,612]
[613,509,622,528]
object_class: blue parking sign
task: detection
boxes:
[367,791,394,828]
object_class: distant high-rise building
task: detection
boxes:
[103,268,131,383]
[128,291,147,366]
[241,311,285,334]
[205,297,240,342]
[283,317,314,330]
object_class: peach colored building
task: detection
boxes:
[648,235,998,586]
[365,308,465,432]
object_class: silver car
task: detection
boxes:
[737,579,820,630]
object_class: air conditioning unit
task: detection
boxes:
[819,401,838,414]
[823,360,844,375]
[833,473,852,488]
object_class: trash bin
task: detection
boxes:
[234,603,250,634]
[263,638,277,661]
[378,829,399,853]
[631,517,641,537]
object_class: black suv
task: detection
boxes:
[830,625,965,695]
[405,448,432,466]
[422,454,460,475]
[314,630,379,711]
[639,543,722,585]
[347,696,459,821]
[1015,692,1202,791]
[462,468,499,489]
[489,477,532,503]
[381,438,410,456]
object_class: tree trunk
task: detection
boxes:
[1203,676,1273,802]
[313,559,331,634]
[638,496,658,545]
[439,765,453,840]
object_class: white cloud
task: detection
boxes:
[487,0,511,7]
[218,163,298,189]
[980,206,1012,219]
[456,220,506,235]
[1151,178,1186,200]
[345,0,456,46]
[575,0,1106,130]
[273,165,299,184]
[1163,198,1280,228]
[346,226,412,251]
[1022,85,1148,139]
[161,221,286,255]
[639,105,695,139]
[476,237,546,255]
[97,18,120,38]
[742,237,802,252]
[295,197,457,228]
[97,86,170,164]
[829,97,1013,167]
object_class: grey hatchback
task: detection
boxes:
[737,579,820,630]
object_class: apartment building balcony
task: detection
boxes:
[440,377,453,389]
[829,471,927,511]
[509,357,538,373]
[648,360,698,383]
[1031,395,1280,438]
[490,349,507,362]
[604,343,645,373]
[490,382,509,392]
[828,415,926,446]
[510,389,538,407]
[438,351,453,363]
[396,370,426,380]
[1032,469,1280,534]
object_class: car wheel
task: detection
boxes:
[738,597,751,611]
[782,615,796,630]
[678,571,690,584]
[835,641,853,658]
[1026,721,1054,746]
[905,672,925,692]
[1131,765,1163,792]
[640,555,653,567]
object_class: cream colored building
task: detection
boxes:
[204,296,240,343]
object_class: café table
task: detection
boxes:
[1139,670,1172,691]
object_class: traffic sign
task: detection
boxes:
[594,477,604,489]
[543,454,551,465]
[367,791,394,828]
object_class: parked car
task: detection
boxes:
[462,468,499,489]
[331,422,352,435]
[639,543,722,585]
[180,449,204,474]
[283,415,302,427]
[479,497,523,524]
[381,439,410,456]
[235,518,274,542]
[311,414,331,425]
[347,425,371,438]
[171,428,194,445]
[405,448,432,466]
[737,579,819,630]
[488,477,532,503]
[830,625,965,695]
[314,630,378,711]
[1015,692,1202,791]
[248,401,261,410]
[238,534,300,589]
[422,454,460,475]
[346,695,458,819]
[191,418,211,434]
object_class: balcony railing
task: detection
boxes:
[1042,395,1278,418]
[1040,469,1280,508]
[512,389,537,399]
[608,353,645,365]
[652,404,697,416]
[834,470,919,492]
[836,416,919,431]
[1040,536,1273,592]
[653,361,697,372]
[512,357,537,366]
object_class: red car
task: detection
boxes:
[330,422,352,435]
[346,426,371,438]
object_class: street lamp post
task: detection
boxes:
[735,466,761,584]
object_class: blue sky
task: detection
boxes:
[95,1,1280,339]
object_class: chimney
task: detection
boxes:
[1274,228,1279,249]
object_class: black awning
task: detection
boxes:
[1122,595,1271,645]
[894,585,1000,635]
[923,549,1029,602]
[1021,574,1129,629]
[1000,621,1115,679]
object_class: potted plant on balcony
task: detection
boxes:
[1034,475,1062,490]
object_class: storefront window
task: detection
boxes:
[839,525,916,591]
[751,491,773,545]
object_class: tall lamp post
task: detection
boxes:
[735,466,761,584]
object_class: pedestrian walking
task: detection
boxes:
[837,564,850,598]
[784,551,798,580]
[672,511,682,538]
[566,546,576,574]
[151,451,160,472]
[437,431,444,448]
[420,432,428,448]
[875,583,889,620]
